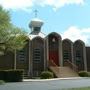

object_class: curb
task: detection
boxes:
[23,77,88,82]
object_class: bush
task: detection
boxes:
[78,71,89,77]
[0,71,5,81]
[87,72,90,77]
[6,70,24,82]
[40,71,54,79]
[0,70,24,82]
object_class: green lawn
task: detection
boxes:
[0,80,5,85]
[66,87,90,90]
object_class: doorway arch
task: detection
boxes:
[47,32,62,66]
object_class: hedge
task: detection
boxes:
[78,71,90,77]
[0,70,23,82]
[40,71,54,79]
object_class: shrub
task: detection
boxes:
[87,72,90,77]
[6,70,24,82]
[78,71,89,77]
[0,71,5,81]
[40,71,54,79]
[0,70,24,82]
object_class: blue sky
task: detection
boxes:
[0,0,90,45]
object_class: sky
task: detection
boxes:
[0,0,90,46]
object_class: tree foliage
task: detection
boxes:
[0,6,27,55]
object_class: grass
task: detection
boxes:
[0,80,5,85]
[65,87,90,90]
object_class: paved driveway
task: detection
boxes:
[0,78,90,90]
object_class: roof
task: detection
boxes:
[28,32,46,40]
[29,18,44,28]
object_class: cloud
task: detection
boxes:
[0,0,84,11]
[39,0,84,10]
[0,0,33,11]
[62,26,90,46]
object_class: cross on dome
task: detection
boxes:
[34,9,38,18]
[29,10,44,33]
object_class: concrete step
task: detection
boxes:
[23,72,29,79]
[49,66,79,78]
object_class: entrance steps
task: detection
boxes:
[49,66,79,78]
[23,71,29,79]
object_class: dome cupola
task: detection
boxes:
[29,10,44,33]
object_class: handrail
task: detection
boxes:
[49,59,78,72]
[66,60,78,72]
[49,60,58,67]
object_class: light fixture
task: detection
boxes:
[52,38,55,42]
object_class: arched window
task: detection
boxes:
[73,40,85,71]
[31,37,44,77]
[62,39,73,66]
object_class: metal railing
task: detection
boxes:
[49,59,78,72]
[66,60,78,72]
[49,60,58,67]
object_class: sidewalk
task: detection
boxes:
[23,77,87,82]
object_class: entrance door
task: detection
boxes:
[49,51,59,66]
[48,33,60,66]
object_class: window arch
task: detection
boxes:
[73,40,85,71]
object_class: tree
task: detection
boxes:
[0,6,11,29]
[4,26,27,52]
[0,6,11,55]
[0,6,28,69]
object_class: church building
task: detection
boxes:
[0,17,90,78]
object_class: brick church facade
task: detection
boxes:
[0,17,90,78]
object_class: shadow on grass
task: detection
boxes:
[63,87,90,90]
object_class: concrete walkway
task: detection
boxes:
[23,77,84,82]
